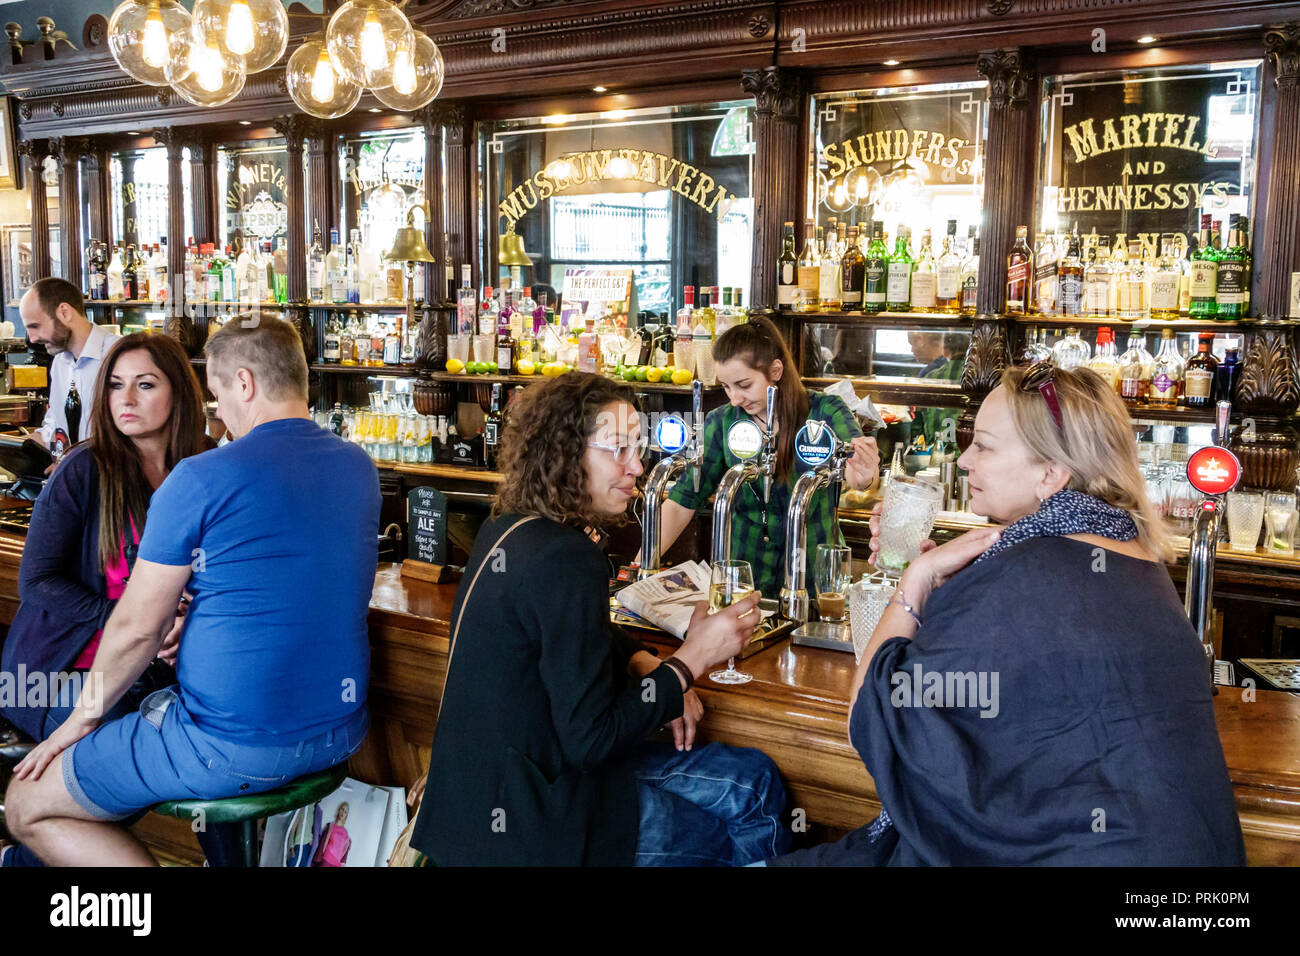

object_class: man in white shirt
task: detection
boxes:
[20,277,120,459]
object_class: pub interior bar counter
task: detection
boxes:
[0,0,1298,869]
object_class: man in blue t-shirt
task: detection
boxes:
[7,317,380,865]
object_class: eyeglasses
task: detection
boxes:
[587,439,648,465]
[1021,362,1065,432]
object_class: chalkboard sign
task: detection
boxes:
[407,487,448,566]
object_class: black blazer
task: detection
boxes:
[411,514,686,866]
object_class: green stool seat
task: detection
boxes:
[151,763,348,866]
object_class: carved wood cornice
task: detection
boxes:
[272,114,322,150]
[1266,23,1300,89]
[741,66,801,119]
[977,48,1032,110]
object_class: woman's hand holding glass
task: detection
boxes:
[896,526,1002,616]
[672,590,761,683]
[866,502,938,569]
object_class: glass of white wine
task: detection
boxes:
[708,559,756,686]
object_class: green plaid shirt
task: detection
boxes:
[668,392,863,598]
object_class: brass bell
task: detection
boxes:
[498,220,533,267]
[386,206,436,264]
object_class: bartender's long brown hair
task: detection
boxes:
[713,316,809,483]
[89,334,209,572]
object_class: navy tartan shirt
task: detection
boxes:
[668,391,863,598]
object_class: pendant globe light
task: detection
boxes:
[371,29,444,111]
[287,31,362,119]
[167,22,245,106]
[326,0,413,91]
[107,0,194,86]
[192,0,289,74]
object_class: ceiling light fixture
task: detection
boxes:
[1138,35,1157,44]
[883,59,900,66]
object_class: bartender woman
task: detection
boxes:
[656,316,879,598]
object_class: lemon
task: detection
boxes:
[516,360,535,376]
[671,369,694,386]
[446,358,466,374]
[646,367,665,383]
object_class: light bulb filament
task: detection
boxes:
[311,46,336,102]
[226,0,255,57]
[360,7,388,72]
[197,38,225,93]
[142,0,168,68]
[392,41,416,95]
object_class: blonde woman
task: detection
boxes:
[770,363,1245,866]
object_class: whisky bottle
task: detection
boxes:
[1033,233,1058,316]
[840,225,866,311]
[1148,237,1181,321]
[1118,240,1148,321]
[796,222,820,313]
[1189,214,1218,318]
[1117,332,1152,406]
[483,383,503,470]
[1056,232,1084,317]
[122,244,139,301]
[936,220,961,313]
[959,232,980,317]
[910,230,937,311]
[1086,327,1120,391]
[1005,225,1033,315]
[1148,329,1185,410]
[323,313,342,363]
[862,221,889,315]
[885,227,914,312]
[1083,239,1110,318]
[1051,326,1090,370]
[776,221,798,310]
[1215,215,1248,320]
[1183,332,1219,409]
[817,225,842,311]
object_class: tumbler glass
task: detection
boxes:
[1225,491,1266,553]
[848,573,896,664]
[815,544,852,623]
[877,477,944,576]
[1264,492,1298,556]
[446,333,471,366]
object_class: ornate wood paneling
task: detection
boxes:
[273,114,316,304]
[18,138,50,280]
[185,134,217,247]
[1258,24,1300,322]
[307,124,337,244]
[421,107,446,304]
[53,136,88,290]
[151,127,187,298]
[435,103,474,288]
[743,66,803,311]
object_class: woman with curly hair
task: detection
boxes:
[410,372,792,866]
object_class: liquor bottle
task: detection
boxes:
[1117,332,1154,406]
[455,265,476,335]
[86,241,105,300]
[818,225,843,311]
[345,229,361,304]
[153,243,168,303]
[1020,326,1053,365]
[936,220,961,314]
[339,314,357,366]
[904,230,935,312]
[776,221,798,310]
[1005,225,1033,315]
[368,314,385,367]
[443,262,456,305]
[960,232,980,317]
[1215,215,1249,320]
[715,287,738,337]
[1189,214,1218,318]
[1216,346,1241,408]
[1175,235,1192,316]
[328,229,347,303]
[203,244,221,303]
[273,238,289,304]
[263,241,276,304]
[107,242,125,299]
[1056,231,1084,317]
[308,221,325,301]
[1083,239,1109,318]
[796,222,820,314]
[384,321,401,366]
[323,313,342,363]
[217,245,233,302]
[65,380,82,445]
[578,318,601,372]
[1147,329,1185,409]
[1033,233,1057,316]
[886,227,914,312]
[840,225,866,310]
[1087,327,1120,391]
[862,221,889,314]
[358,229,380,303]
[1183,332,1219,409]
[122,244,139,301]
[1051,326,1090,370]
[135,245,151,301]
[496,289,516,371]
[1117,240,1148,321]
[186,243,202,303]
[1149,236,1181,320]
[483,383,503,471]
[693,287,716,335]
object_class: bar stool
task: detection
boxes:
[151,762,349,867]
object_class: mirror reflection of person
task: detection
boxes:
[916,332,970,447]
[908,332,947,378]
[312,802,351,867]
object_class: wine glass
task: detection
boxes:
[708,559,756,686]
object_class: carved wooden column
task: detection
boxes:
[55,136,89,291]
[19,139,52,280]
[273,115,317,369]
[1230,24,1300,491]
[742,67,802,312]
[420,105,445,304]
[83,145,110,247]
[439,103,473,287]
[306,124,336,248]
[152,127,187,300]
[186,134,217,245]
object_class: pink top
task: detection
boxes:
[314,824,351,867]
[73,520,139,670]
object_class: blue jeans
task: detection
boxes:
[633,741,791,866]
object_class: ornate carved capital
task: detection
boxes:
[747,13,771,39]
[272,114,319,151]
[16,138,48,166]
[54,135,90,164]
[741,67,801,119]
[959,318,1011,401]
[1236,325,1300,418]
[150,126,189,160]
[987,0,1015,15]
[1265,23,1300,90]
[977,48,1032,111]
[423,102,467,143]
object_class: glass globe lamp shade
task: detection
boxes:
[370,31,444,111]
[193,0,289,74]
[108,0,193,87]
[287,32,363,119]
[168,25,246,106]
[326,0,413,91]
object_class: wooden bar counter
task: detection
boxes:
[3,524,1298,865]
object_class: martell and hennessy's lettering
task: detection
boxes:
[820,128,977,178]
[1057,181,1233,214]
[499,148,740,229]
[1062,112,1219,164]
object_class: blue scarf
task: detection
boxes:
[974,488,1138,564]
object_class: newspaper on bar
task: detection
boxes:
[614,561,713,639]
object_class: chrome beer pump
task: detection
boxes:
[638,380,704,579]
[781,422,854,624]
[711,385,778,565]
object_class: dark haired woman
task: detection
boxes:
[656,315,880,598]
[1,333,210,867]
[410,372,792,866]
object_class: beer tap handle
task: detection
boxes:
[1214,400,1232,448]
[762,385,777,505]
[692,379,703,494]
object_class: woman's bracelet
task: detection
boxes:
[891,592,923,628]
[663,656,695,692]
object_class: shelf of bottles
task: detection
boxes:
[313,382,442,467]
